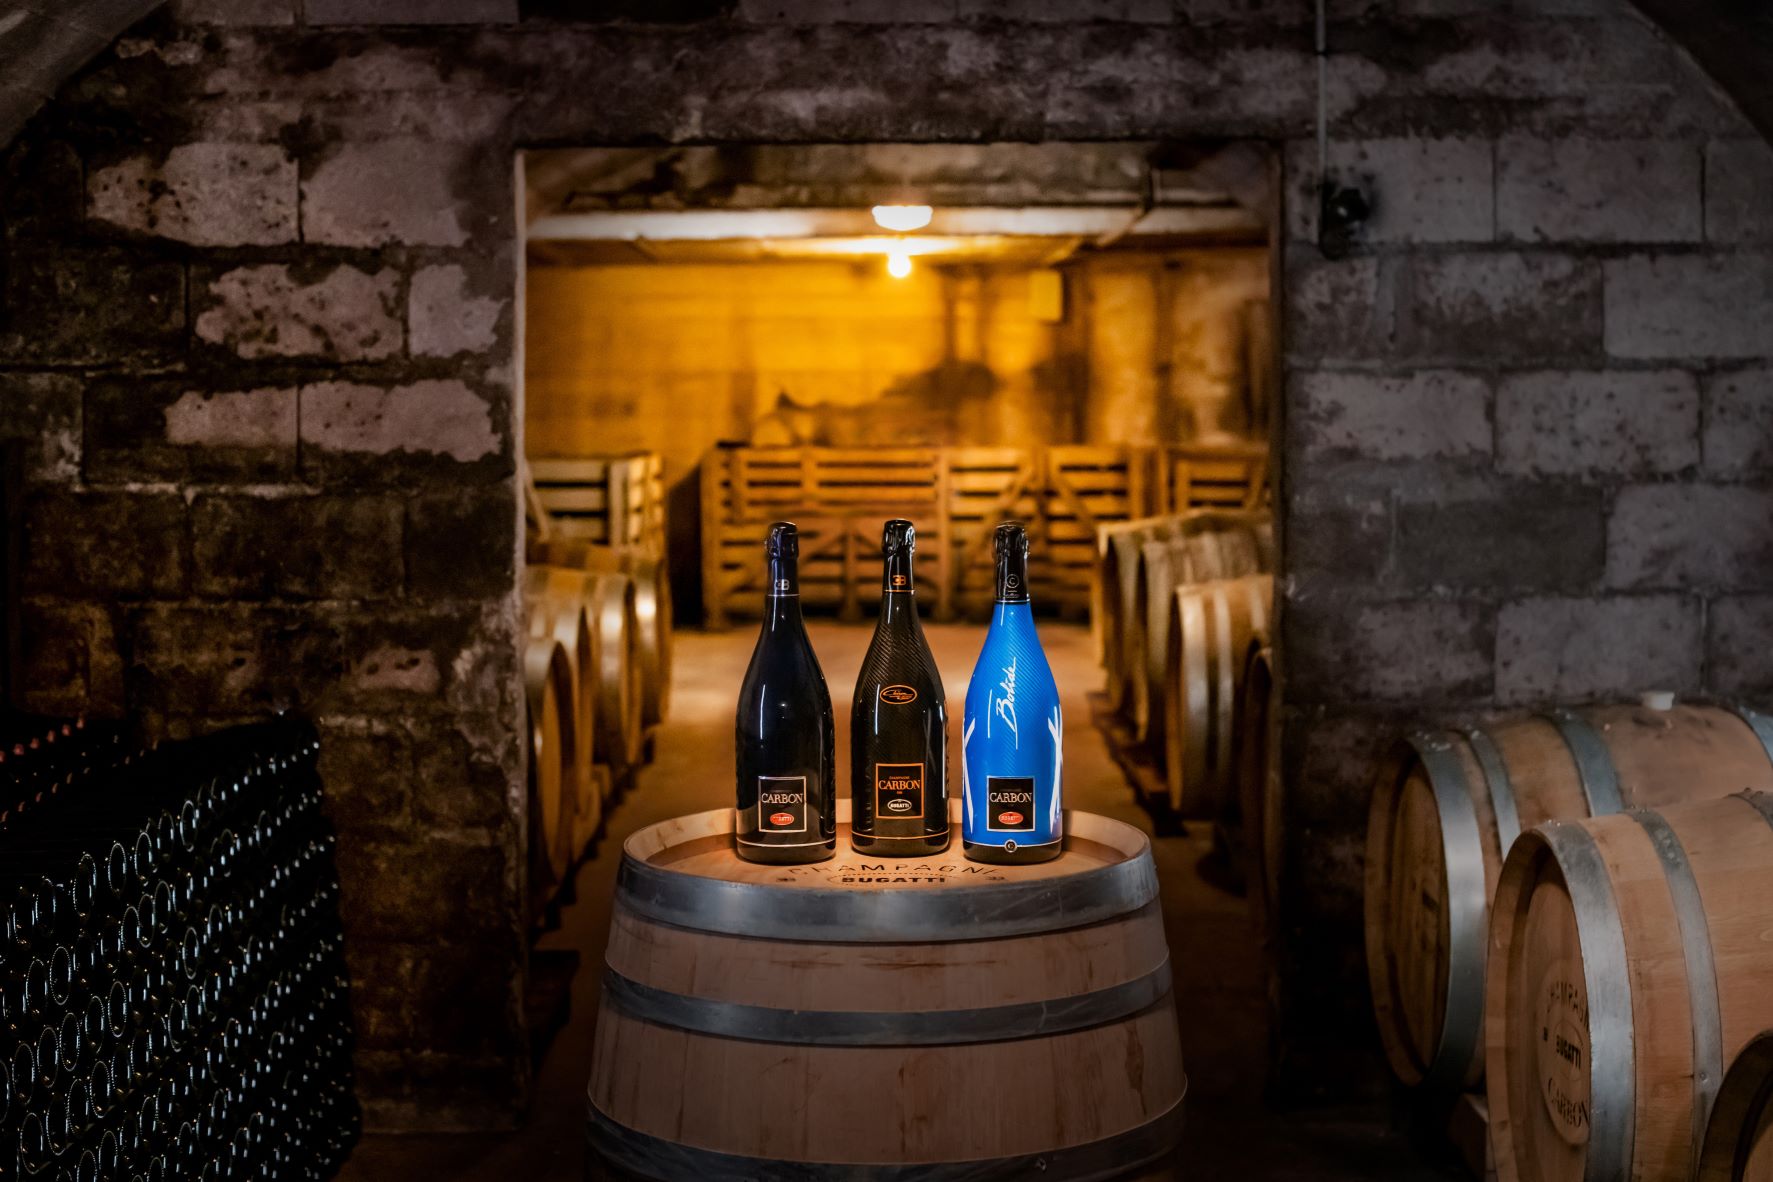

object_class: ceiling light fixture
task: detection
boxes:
[872,204,933,232]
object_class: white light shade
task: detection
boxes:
[871,204,934,232]
[886,245,914,278]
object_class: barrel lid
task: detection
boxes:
[616,800,1158,943]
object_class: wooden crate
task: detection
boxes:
[530,453,667,552]
[1153,442,1269,514]
[946,446,1149,619]
[702,444,1152,626]
[701,446,953,627]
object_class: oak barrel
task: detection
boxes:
[1126,516,1273,745]
[587,801,1187,1179]
[1367,703,1773,1095]
[1699,1030,1773,1182]
[538,540,674,731]
[521,635,574,895]
[1099,517,1187,711]
[1159,575,1272,816]
[535,567,603,855]
[584,572,644,774]
[1486,792,1773,1182]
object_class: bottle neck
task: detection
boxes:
[995,547,1030,605]
[766,554,804,630]
[878,550,919,626]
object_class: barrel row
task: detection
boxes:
[1094,510,1274,823]
[521,543,674,924]
[1360,700,1773,1181]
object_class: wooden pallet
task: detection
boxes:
[1153,442,1269,514]
[702,444,1154,627]
[529,453,667,551]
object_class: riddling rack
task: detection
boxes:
[0,715,359,1181]
[701,443,1267,626]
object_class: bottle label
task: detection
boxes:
[986,776,1036,831]
[756,775,808,834]
[879,684,918,705]
[875,763,925,820]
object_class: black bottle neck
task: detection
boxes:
[765,553,804,630]
[995,545,1030,604]
[879,549,918,625]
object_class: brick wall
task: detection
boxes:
[1,0,1768,1124]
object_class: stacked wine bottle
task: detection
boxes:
[0,715,359,1181]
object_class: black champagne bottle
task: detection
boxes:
[850,520,949,857]
[735,522,836,864]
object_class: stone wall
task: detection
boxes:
[1,0,1768,1125]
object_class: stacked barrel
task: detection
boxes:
[1361,699,1773,1180]
[520,541,673,925]
[1095,509,1276,824]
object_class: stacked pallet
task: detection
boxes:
[701,444,1174,626]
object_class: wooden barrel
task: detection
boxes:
[521,635,574,895]
[538,540,673,732]
[1368,703,1773,1095]
[1159,574,1271,816]
[1486,791,1773,1182]
[588,801,1187,1179]
[534,566,602,858]
[621,550,672,729]
[1699,1030,1773,1182]
[1235,642,1281,950]
[585,572,644,773]
[1099,517,1187,711]
[1126,516,1273,745]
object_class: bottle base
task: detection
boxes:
[851,832,952,858]
[734,840,836,865]
[962,837,1061,865]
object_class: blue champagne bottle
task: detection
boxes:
[962,522,1063,863]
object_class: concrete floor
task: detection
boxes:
[339,621,1459,1182]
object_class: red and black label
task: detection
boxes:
[986,776,1036,830]
[874,763,925,821]
[757,775,808,834]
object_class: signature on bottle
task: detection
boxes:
[991,658,1019,748]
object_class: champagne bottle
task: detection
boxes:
[962,522,1063,864]
[735,522,836,864]
[851,520,949,857]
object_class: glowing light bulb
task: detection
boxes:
[886,245,913,279]
[872,204,933,232]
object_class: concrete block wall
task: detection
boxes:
[0,11,528,1129]
[0,0,1767,1124]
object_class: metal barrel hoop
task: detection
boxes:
[600,959,1175,1047]
[1628,808,1723,1175]
[1541,822,1637,1182]
[1541,709,1625,816]
[1405,733,1488,1093]
[1464,725,1522,855]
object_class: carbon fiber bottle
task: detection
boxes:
[962,522,1063,864]
[851,520,949,856]
[735,522,837,864]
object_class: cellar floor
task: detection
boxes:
[339,621,1457,1182]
